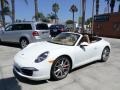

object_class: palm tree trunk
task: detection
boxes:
[107,0,110,13]
[81,0,86,33]
[96,0,99,15]
[92,0,95,35]
[73,12,75,32]
[55,12,57,24]
[1,0,5,27]
[110,0,115,13]
[11,0,15,23]
[34,0,39,21]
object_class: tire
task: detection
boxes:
[0,39,1,44]
[51,56,71,80]
[20,38,29,49]
[101,47,110,62]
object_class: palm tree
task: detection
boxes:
[34,0,39,21]
[52,3,59,24]
[32,12,45,21]
[47,13,56,23]
[110,0,115,13]
[70,4,78,31]
[96,0,99,15]
[11,0,28,23]
[105,0,110,13]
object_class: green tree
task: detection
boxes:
[32,12,45,21]
[69,4,78,31]
[32,12,50,23]
[65,20,74,31]
[47,13,56,23]
[78,16,82,26]
[85,17,92,25]
[52,3,59,23]
[65,20,74,25]
[110,0,116,13]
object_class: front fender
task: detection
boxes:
[47,48,75,66]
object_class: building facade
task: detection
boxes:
[93,12,120,38]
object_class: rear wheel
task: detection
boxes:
[51,56,71,80]
[101,47,110,62]
[20,38,29,49]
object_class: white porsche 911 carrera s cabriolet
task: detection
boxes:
[13,32,111,81]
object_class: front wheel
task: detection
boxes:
[0,39,1,44]
[20,38,29,49]
[101,47,110,62]
[51,56,71,80]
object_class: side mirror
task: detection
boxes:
[80,42,89,46]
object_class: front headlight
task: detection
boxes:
[35,51,49,63]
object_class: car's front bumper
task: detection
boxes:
[13,62,51,81]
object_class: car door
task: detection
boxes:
[1,24,21,43]
[1,25,13,42]
[73,37,98,67]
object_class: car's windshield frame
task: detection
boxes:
[48,33,80,46]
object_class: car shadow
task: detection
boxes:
[70,60,102,73]
[13,70,48,85]
[0,77,21,90]
[0,42,20,49]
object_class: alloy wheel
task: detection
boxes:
[101,47,110,62]
[20,39,29,49]
[51,56,71,80]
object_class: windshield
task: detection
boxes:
[48,33,80,46]
[50,25,65,29]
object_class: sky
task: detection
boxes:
[6,0,120,23]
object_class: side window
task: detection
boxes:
[5,25,13,31]
[12,24,19,30]
[12,24,32,31]
[22,24,32,30]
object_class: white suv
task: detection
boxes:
[0,22,50,48]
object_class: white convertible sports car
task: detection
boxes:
[13,32,111,81]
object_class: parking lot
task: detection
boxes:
[0,37,120,90]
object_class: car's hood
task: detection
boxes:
[14,41,70,66]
